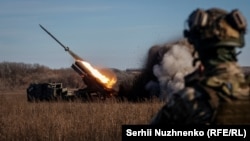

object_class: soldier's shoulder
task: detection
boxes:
[174,86,203,101]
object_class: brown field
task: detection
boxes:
[0,90,164,141]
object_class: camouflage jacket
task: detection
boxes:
[150,62,250,125]
[150,84,216,125]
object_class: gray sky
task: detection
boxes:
[1,0,249,70]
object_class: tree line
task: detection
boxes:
[0,61,249,91]
[0,62,84,90]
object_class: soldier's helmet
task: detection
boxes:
[184,8,247,52]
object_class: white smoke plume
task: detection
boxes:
[149,38,199,102]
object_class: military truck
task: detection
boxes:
[38,25,139,102]
[26,82,75,102]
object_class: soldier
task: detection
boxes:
[150,7,250,125]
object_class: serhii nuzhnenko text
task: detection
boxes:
[125,128,205,136]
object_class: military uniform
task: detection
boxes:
[151,8,250,125]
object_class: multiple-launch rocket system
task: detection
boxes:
[39,24,117,96]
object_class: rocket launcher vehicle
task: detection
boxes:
[39,24,117,98]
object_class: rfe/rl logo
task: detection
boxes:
[209,129,244,137]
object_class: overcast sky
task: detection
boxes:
[1,0,249,70]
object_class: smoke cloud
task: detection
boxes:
[146,38,199,102]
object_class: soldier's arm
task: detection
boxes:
[150,88,214,125]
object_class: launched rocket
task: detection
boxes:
[39,24,83,61]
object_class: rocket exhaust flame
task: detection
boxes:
[76,60,117,89]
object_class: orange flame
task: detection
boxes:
[80,60,117,89]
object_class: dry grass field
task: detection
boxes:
[0,90,164,141]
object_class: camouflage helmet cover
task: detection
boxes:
[184,8,247,50]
